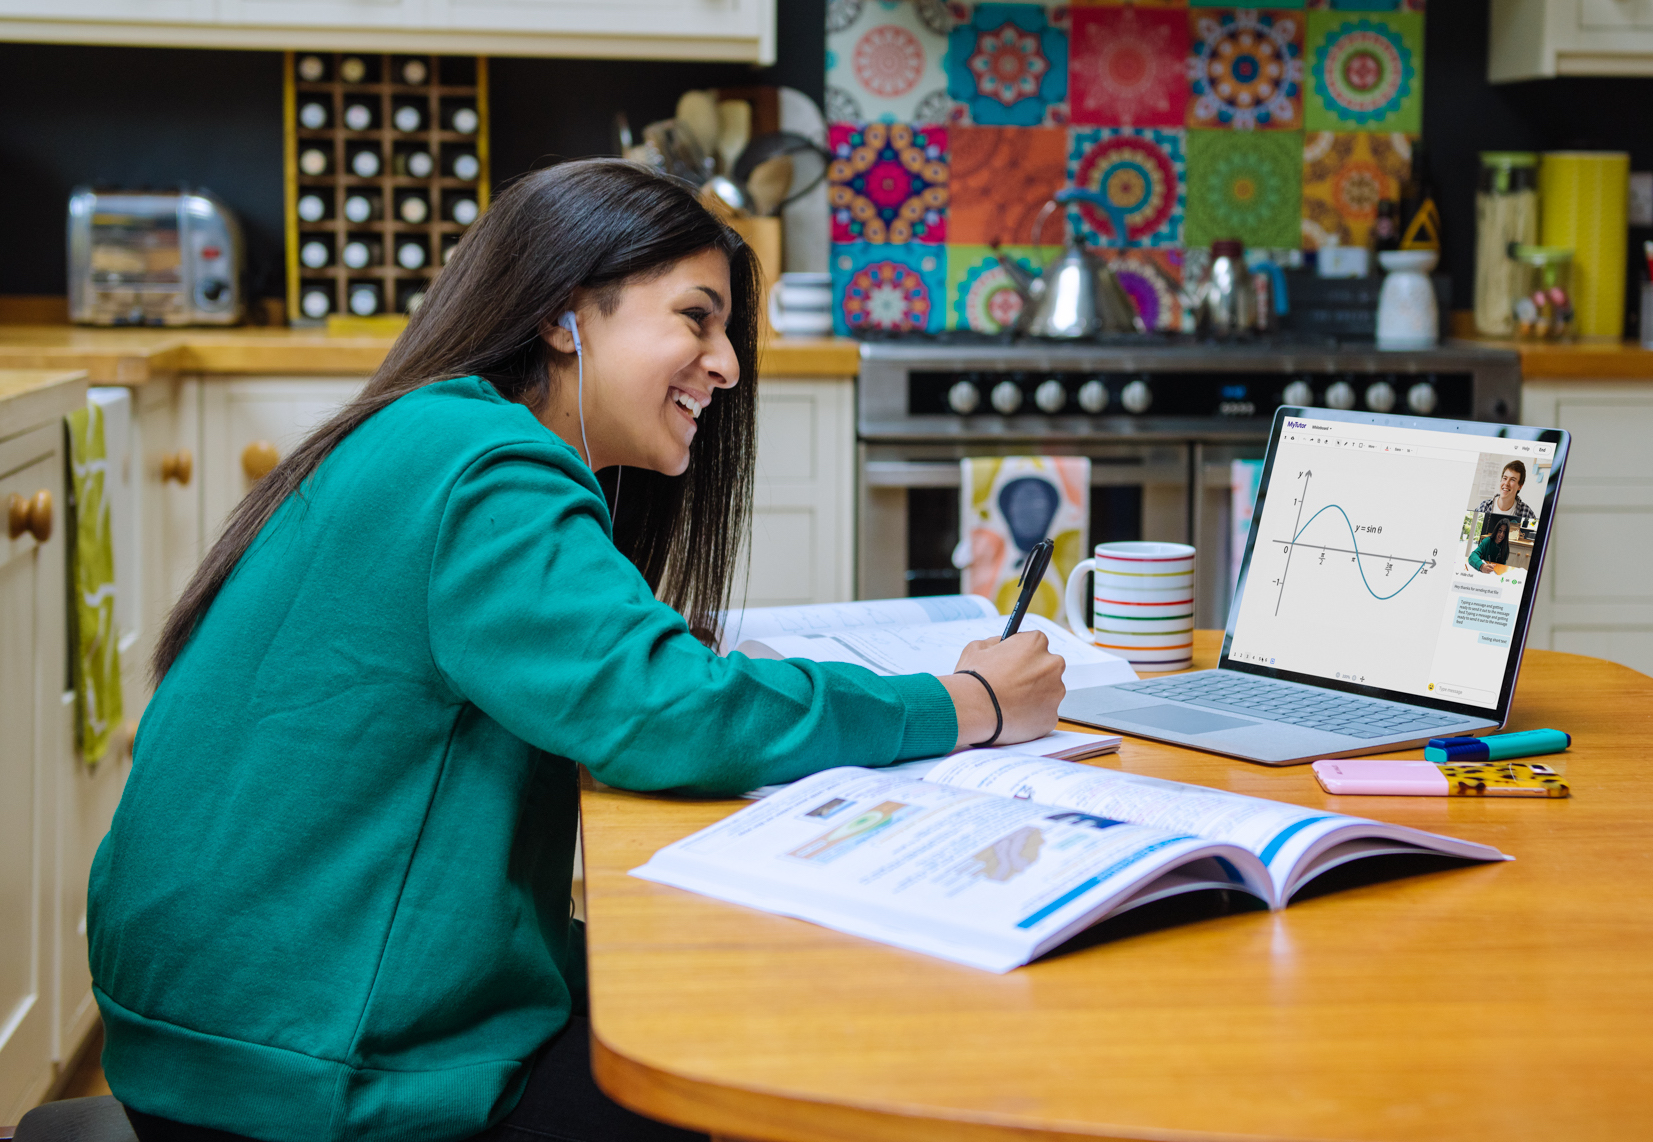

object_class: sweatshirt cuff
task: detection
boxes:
[886,673,958,760]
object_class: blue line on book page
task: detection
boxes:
[1016,835,1197,930]
[1259,816,1338,865]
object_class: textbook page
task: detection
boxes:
[924,752,1507,905]
[719,594,998,654]
[743,729,1122,800]
[632,766,1267,973]
[737,613,1137,690]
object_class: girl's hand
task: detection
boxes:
[940,633,1066,749]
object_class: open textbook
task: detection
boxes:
[633,751,1509,973]
[721,594,1137,691]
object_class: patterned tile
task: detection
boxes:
[1304,10,1422,133]
[828,122,950,245]
[1300,130,1412,250]
[825,0,955,125]
[1070,6,1189,128]
[949,125,1068,245]
[831,242,947,333]
[1187,9,1305,131]
[1066,126,1186,248]
[1185,129,1303,248]
[946,3,1070,127]
[946,244,1060,332]
[1105,249,1185,330]
[1194,0,1302,5]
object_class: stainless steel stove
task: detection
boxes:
[854,335,1523,628]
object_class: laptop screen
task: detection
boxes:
[1225,410,1565,712]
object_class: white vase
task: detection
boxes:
[1376,250,1439,350]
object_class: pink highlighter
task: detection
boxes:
[1312,759,1568,797]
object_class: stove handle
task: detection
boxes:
[860,461,962,488]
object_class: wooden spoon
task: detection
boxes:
[746,154,794,216]
[675,90,720,162]
[716,99,752,177]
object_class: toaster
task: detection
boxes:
[68,187,244,326]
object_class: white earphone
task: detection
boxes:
[558,310,621,515]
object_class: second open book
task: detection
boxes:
[633,751,1508,973]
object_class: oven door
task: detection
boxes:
[859,439,1267,630]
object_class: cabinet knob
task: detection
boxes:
[242,440,281,483]
[160,449,193,486]
[8,489,53,543]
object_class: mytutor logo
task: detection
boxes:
[1286,420,1308,429]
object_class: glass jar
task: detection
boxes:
[1511,246,1575,341]
[1474,152,1539,336]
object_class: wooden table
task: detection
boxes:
[580,633,1653,1142]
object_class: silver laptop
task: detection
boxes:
[1060,405,1570,765]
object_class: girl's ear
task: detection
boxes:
[543,319,577,355]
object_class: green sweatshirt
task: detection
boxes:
[88,377,955,1142]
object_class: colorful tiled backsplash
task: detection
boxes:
[825,0,1426,335]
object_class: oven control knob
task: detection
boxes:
[1034,379,1067,413]
[1077,379,1109,414]
[1121,379,1152,414]
[1325,380,1356,410]
[1282,379,1314,407]
[946,380,980,415]
[1407,381,1438,415]
[990,380,1023,415]
[1364,380,1396,413]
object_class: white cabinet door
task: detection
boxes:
[215,0,422,29]
[428,0,771,43]
[0,425,67,1123]
[0,0,774,61]
[1522,381,1653,676]
[134,378,202,717]
[740,380,854,610]
[1491,0,1653,79]
[200,378,365,549]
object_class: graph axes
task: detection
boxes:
[1274,470,1310,617]
[1271,470,1437,608]
[1274,541,1435,566]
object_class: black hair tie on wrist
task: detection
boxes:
[958,669,1003,748]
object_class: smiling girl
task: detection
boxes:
[87,161,1064,1142]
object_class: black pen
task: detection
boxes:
[1002,538,1055,640]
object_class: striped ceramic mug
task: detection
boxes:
[1064,542,1196,672]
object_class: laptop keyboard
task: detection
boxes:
[1114,673,1465,740]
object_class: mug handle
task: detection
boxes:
[1064,558,1096,639]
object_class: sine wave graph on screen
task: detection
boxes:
[1270,470,1439,616]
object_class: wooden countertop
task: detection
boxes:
[581,632,1653,1142]
[1454,336,1653,380]
[0,326,861,383]
[0,368,89,439]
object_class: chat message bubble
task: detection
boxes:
[1478,631,1511,647]
[1454,596,1517,635]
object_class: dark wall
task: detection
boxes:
[0,0,824,301]
[1,0,1649,327]
[1425,0,1653,334]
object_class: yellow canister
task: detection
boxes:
[1539,151,1629,338]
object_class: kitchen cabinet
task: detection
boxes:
[1490,0,1653,80]
[199,377,364,546]
[0,384,78,1123]
[742,379,855,609]
[0,0,776,62]
[1522,380,1653,676]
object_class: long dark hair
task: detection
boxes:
[1487,518,1510,561]
[153,160,760,681]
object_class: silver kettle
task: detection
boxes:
[990,191,1142,338]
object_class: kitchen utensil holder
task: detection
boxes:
[284,52,490,327]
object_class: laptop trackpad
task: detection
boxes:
[1119,705,1259,735]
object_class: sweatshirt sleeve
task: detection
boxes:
[426,440,957,794]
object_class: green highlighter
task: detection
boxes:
[1425,728,1571,763]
